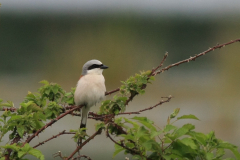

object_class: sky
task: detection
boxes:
[1,0,240,15]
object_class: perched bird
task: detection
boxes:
[74,59,108,129]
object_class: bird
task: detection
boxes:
[74,59,108,129]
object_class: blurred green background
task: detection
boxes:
[0,1,240,159]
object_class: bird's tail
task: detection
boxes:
[80,106,89,129]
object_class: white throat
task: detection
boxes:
[87,68,103,75]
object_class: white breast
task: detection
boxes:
[74,74,106,107]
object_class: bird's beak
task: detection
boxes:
[100,65,108,69]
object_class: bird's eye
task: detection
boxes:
[88,64,102,70]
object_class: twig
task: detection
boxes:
[105,88,120,96]
[72,155,92,160]
[22,105,82,147]
[151,52,168,75]
[0,107,17,112]
[155,39,240,75]
[136,96,172,113]
[66,129,102,160]
[33,130,75,148]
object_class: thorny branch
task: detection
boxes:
[33,130,75,148]
[72,155,92,160]
[154,38,240,75]
[66,129,102,160]
[87,96,172,121]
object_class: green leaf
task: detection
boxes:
[171,126,189,140]
[218,142,240,159]
[18,151,26,158]
[120,134,135,141]
[22,143,31,152]
[124,118,139,129]
[39,80,49,85]
[1,144,19,151]
[142,140,153,150]
[206,152,214,160]
[182,123,195,131]
[142,140,160,151]
[132,117,157,131]
[181,138,198,150]
[113,144,124,158]
[177,114,199,121]
[9,115,22,121]
[216,148,225,158]
[126,142,135,149]
[150,130,163,139]
[95,122,105,131]
[149,76,155,81]
[28,148,45,160]
[188,131,207,146]
[170,108,180,119]
[132,155,145,160]
[163,124,177,132]
[136,126,148,138]
[17,126,25,137]
[52,85,59,94]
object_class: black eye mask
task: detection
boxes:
[88,64,103,70]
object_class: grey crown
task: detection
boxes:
[81,59,102,75]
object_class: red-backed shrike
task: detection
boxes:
[74,60,108,129]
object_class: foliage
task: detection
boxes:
[0,81,75,159]
[110,109,240,160]
[1,38,240,160]
[0,69,239,160]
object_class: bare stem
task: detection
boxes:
[66,129,102,160]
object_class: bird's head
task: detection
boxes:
[82,59,108,75]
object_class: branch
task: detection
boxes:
[105,88,120,96]
[1,107,17,112]
[33,130,75,148]
[104,39,240,99]
[66,129,102,160]
[22,105,81,147]
[72,155,92,160]
[135,96,172,113]
[151,52,168,74]
[88,96,172,121]
[154,39,240,75]
[4,134,22,160]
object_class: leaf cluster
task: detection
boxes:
[0,80,76,159]
[109,109,240,160]
[1,143,44,160]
